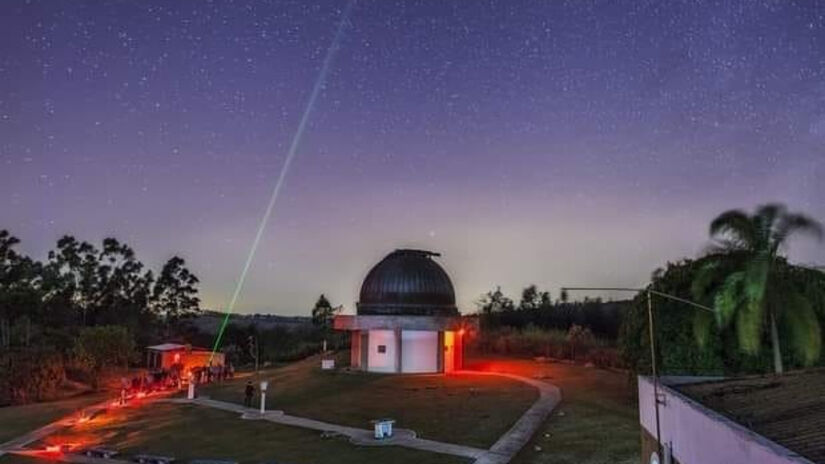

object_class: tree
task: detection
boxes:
[150,256,201,327]
[44,236,157,342]
[539,290,552,309]
[73,325,135,389]
[46,235,100,326]
[1,230,23,347]
[0,231,42,349]
[93,238,152,327]
[311,294,338,331]
[476,286,515,314]
[692,204,823,373]
[620,258,730,375]
[519,285,541,311]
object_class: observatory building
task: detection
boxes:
[333,249,473,374]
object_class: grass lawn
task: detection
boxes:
[9,402,468,464]
[0,455,43,464]
[0,392,111,444]
[0,354,640,464]
[199,353,537,448]
[466,357,640,464]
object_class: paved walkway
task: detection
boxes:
[173,370,561,464]
[459,371,562,464]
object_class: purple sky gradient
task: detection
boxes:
[2,1,824,315]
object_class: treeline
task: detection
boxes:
[476,204,825,377]
[186,294,346,367]
[471,285,628,368]
[476,284,628,339]
[188,322,346,368]
[0,229,201,404]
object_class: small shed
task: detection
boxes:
[146,343,224,374]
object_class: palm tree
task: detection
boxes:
[692,204,823,374]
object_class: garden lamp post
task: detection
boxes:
[560,286,715,457]
[260,380,268,414]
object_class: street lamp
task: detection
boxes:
[560,286,714,456]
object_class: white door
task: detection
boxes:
[367,330,397,373]
[401,330,438,373]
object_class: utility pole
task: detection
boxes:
[646,289,661,453]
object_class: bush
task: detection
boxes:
[73,325,135,389]
[471,324,624,369]
[480,300,630,339]
[0,349,66,405]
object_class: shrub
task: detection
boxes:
[73,325,135,389]
[0,349,66,405]
[471,324,624,369]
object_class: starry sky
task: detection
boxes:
[2,0,824,315]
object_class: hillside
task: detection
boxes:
[192,311,312,334]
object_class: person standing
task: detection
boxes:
[244,381,255,407]
[120,377,129,405]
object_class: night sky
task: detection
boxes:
[2,1,824,315]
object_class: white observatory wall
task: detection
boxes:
[401,330,438,373]
[367,330,397,373]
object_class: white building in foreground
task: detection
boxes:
[638,373,821,464]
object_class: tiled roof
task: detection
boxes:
[679,369,825,463]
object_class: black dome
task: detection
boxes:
[357,249,458,316]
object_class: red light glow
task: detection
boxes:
[43,443,78,454]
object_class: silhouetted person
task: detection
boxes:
[120,377,128,405]
[244,381,255,407]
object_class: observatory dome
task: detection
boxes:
[357,249,458,316]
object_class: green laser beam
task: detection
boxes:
[209,0,357,363]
